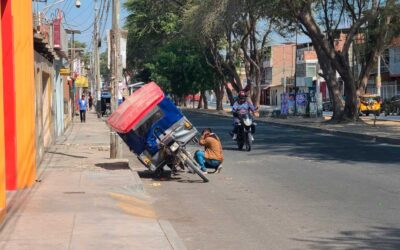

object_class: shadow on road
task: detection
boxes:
[185,110,400,165]
[293,226,400,250]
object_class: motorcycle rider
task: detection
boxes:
[232,91,255,140]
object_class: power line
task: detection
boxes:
[99,0,111,41]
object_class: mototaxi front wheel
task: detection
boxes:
[179,149,209,182]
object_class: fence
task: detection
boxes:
[367,81,398,100]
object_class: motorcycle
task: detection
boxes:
[108,82,209,182]
[146,126,209,182]
[235,112,255,151]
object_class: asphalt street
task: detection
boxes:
[134,111,400,250]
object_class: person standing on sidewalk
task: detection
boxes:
[78,94,88,123]
[88,92,93,110]
[195,128,224,174]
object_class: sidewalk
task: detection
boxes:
[190,108,400,145]
[0,111,185,250]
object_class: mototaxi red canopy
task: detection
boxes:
[107,82,165,133]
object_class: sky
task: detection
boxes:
[33,0,311,55]
[34,0,129,53]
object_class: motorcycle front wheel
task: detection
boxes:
[179,149,209,182]
[245,132,252,151]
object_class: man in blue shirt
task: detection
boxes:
[78,94,88,123]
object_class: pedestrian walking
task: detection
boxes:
[194,128,224,174]
[88,92,93,110]
[78,94,88,122]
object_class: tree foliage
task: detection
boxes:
[275,0,400,121]
[124,0,400,116]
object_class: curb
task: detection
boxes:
[159,220,188,250]
[122,158,145,193]
[189,109,400,146]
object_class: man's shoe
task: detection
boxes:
[215,165,223,174]
[232,134,237,140]
[201,170,208,175]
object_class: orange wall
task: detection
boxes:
[0,0,6,222]
[12,0,36,188]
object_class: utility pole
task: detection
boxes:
[294,23,298,115]
[66,29,81,120]
[93,0,101,117]
[377,55,382,96]
[110,0,122,159]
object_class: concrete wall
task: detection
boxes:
[34,52,54,164]
[12,0,37,188]
[1,0,16,190]
[271,44,296,86]
[0,0,5,221]
[54,60,64,136]
[63,76,72,130]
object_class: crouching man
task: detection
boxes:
[195,128,224,174]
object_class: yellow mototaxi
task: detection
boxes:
[359,94,381,116]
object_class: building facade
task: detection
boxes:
[263,43,296,106]
[1,0,37,222]
[0,0,72,224]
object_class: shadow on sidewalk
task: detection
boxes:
[47,151,88,159]
[292,226,400,249]
[95,162,130,170]
[137,170,208,184]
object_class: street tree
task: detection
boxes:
[124,0,188,70]
[99,51,110,81]
[145,39,220,107]
[276,0,399,121]
[183,0,244,106]
[234,0,276,107]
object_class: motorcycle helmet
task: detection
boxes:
[238,91,246,103]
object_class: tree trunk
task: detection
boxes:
[341,72,358,121]
[319,56,345,121]
[197,94,203,109]
[214,85,224,111]
[202,91,208,109]
[224,83,235,106]
[252,70,261,108]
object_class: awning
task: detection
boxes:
[75,76,89,88]
[107,82,165,133]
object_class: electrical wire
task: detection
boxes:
[99,0,111,41]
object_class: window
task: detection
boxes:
[306,64,317,77]
[265,67,272,81]
[135,107,164,137]
[393,47,400,64]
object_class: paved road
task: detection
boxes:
[135,111,400,250]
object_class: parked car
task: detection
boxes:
[359,94,381,116]
[322,101,333,111]
[384,95,400,116]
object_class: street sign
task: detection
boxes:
[60,68,70,76]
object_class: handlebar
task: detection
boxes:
[153,127,167,143]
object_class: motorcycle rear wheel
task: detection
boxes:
[237,140,244,150]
